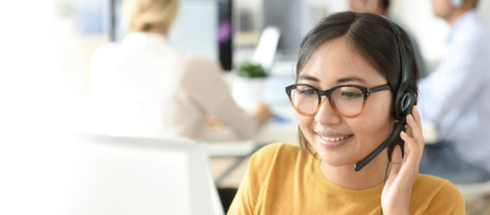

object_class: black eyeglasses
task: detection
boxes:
[285,84,391,118]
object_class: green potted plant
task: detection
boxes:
[232,61,270,111]
[238,61,269,78]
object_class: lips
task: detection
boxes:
[315,131,353,148]
[318,134,352,142]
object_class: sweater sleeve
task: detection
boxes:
[181,55,258,139]
[425,180,465,215]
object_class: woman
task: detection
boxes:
[228,12,464,214]
[89,0,272,139]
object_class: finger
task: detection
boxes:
[400,131,422,165]
[400,131,414,152]
[406,118,414,138]
[411,106,426,150]
[400,132,423,179]
[406,114,423,147]
[389,145,403,176]
[400,131,413,161]
[412,105,421,127]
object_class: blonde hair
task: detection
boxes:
[123,0,179,32]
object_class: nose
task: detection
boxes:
[314,98,343,125]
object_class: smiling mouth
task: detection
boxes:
[318,134,353,142]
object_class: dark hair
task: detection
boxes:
[296,11,419,154]
[381,0,390,10]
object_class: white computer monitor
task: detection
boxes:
[70,135,224,215]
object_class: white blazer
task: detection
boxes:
[89,32,257,139]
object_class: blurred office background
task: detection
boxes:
[4,0,490,96]
[1,0,490,214]
[3,0,490,97]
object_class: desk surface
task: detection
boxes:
[204,104,298,157]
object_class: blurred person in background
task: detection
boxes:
[418,0,490,184]
[348,0,429,78]
[89,0,272,140]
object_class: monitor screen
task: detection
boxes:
[218,0,233,71]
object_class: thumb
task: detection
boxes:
[389,145,403,176]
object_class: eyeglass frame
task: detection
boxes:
[285,83,391,118]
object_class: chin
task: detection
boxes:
[314,143,355,168]
[319,155,355,168]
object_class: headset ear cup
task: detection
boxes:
[393,89,417,120]
[393,97,402,121]
[393,90,405,121]
[400,90,417,117]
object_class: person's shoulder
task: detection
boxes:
[453,12,490,46]
[91,43,120,60]
[249,143,301,167]
[180,53,223,84]
[183,52,220,70]
[90,43,123,72]
[414,174,461,194]
[254,143,300,157]
[413,174,465,213]
[414,174,447,184]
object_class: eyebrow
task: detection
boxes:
[298,75,367,84]
[298,75,320,82]
[337,76,367,84]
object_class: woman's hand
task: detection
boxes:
[252,103,274,128]
[381,106,425,215]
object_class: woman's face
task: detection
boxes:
[348,0,377,13]
[296,36,395,168]
[431,0,453,19]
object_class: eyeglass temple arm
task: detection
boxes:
[368,85,391,93]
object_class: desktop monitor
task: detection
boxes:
[70,135,224,215]
[109,0,233,71]
[262,0,309,57]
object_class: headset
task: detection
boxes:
[450,0,464,8]
[354,17,417,172]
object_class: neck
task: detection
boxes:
[320,150,390,190]
[377,9,388,17]
[447,4,476,26]
[144,26,168,36]
[369,0,387,17]
[447,10,466,26]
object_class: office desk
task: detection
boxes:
[204,105,298,155]
[205,105,298,187]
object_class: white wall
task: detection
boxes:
[480,0,490,24]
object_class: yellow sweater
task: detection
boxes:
[228,143,465,215]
